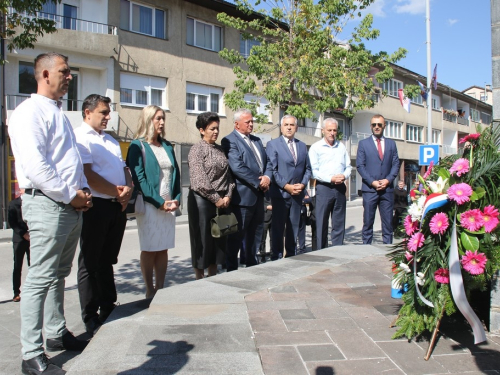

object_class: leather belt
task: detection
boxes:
[317,180,344,188]
[25,188,47,197]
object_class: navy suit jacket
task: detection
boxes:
[221,130,272,206]
[266,137,312,200]
[356,136,400,193]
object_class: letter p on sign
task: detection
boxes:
[419,145,439,166]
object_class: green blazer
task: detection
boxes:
[127,138,181,209]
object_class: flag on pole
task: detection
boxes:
[398,89,411,113]
[432,64,438,90]
[416,80,428,101]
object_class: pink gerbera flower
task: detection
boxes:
[461,250,487,275]
[483,205,500,233]
[404,215,419,236]
[449,158,470,177]
[407,232,425,252]
[405,251,413,261]
[429,212,449,235]
[447,183,473,205]
[434,268,450,284]
[423,161,433,179]
[460,209,484,232]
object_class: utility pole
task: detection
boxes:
[426,0,432,145]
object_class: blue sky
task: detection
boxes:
[346,0,492,91]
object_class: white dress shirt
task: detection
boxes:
[8,94,87,204]
[74,122,126,199]
[308,138,352,183]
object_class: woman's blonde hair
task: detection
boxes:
[134,105,165,142]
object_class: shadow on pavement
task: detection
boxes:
[116,340,194,375]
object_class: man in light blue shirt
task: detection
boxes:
[309,118,351,248]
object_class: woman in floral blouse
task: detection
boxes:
[188,112,235,279]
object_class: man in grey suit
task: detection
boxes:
[221,109,272,271]
[266,115,312,260]
[356,114,400,244]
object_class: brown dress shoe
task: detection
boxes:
[13,295,21,302]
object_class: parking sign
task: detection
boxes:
[419,145,439,166]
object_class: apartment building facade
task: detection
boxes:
[1,0,492,218]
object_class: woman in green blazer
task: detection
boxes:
[127,105,181,299]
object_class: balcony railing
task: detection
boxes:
[296,126,321,137]
[443,112,457,123]
[6,95,116,112]
[457,117,469,126]
[11,9,117,35]
[351,132,371,145]
[443,145,457,155]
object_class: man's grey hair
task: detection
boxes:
[233,108,252,122]
[281,114,297,125]
[322,117,338,129]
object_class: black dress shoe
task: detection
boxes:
[85,317,102,337]
[21,353,66,374]
[46,331,88,352]
[98,303,118,323]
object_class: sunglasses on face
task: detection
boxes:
[371,123,383,128]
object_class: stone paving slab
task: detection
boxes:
[68,245,500,374]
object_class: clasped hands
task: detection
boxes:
[116,185,133,211]
[284,183,305,196]
[161,200,179,213]
[259,175,270,192]
[70,188,93,212]
[215,196,231,209]
[330,174,346,185]
[371,179,390,191]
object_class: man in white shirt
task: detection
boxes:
[74,94,132,337]
[8,52,92,375]
[309,118,352,248]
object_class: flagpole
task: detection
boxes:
[426,0,432,145]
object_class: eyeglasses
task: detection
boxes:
[371,123,383,128]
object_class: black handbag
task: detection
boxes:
[210,208,238,238]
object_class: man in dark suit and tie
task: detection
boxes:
[221,108,272,271]
[356,114,400,244]
[266,115,312,260]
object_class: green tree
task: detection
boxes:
[1,0,61,64]
[217,0,407,122]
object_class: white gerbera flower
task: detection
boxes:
[416,272,425,286]
[399,263,411,273]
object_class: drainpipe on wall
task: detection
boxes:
[0,12,7,230]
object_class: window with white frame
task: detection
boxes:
[384,120,403,139]
[431,94,440,110]
[240,34,260,58]
[481,112,491,124]
[120,72,166,107]
[186,83,223,114]
[120,0,166,39]
[480,93,488,102]
[432,129,441,145]
[411,94,423,105]
[186,17,222,52]
[381,79,403,97]
[470,108,480,122]
[406,124,423,143]
[244,94,270,121]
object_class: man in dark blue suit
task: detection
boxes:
[356,114,400,244]
[221,109,272,271]
[266,115,312,260]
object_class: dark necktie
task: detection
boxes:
[288,139,297,164]
[377,138,383,160]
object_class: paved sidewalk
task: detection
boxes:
[67,245,500,374]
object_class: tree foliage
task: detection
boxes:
[1,0,61,64]
[217,0,407,121]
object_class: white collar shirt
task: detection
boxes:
[282,135,297,159]
[308,138,352,183]
[8,94,87,204]
[74,122,126,199]
[372,135,385,154]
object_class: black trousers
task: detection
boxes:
[13,240,30,296]
[77,198,126,323]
